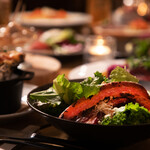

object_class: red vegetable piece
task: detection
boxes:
[30,41,49,50]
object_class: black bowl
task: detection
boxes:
[27,80,150,147]
[0,69,34,114]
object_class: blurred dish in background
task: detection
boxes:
[24,28,84,57]
[93,21,150,38]
[93,5,150,58]
[19,53,61,86]
[68,59,126,80]
[23,7,67,20]
[0,50,34,115]
[13,7,92,27]
[0,21,37,51]
[86,38,150,81]
[0,50,25,81]
[126,38,150,81]
[93,4,150,37]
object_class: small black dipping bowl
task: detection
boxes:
[0,69,34,114]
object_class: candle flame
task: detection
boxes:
[89,45,111,56]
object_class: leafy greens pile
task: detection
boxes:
[102,103,150,125]
[30,67,139,118]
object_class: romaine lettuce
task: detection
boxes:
[109,66,139,82]
[53,72,107,104]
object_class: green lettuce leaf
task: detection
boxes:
[53,74,83,104]
[80,71,108,98]
[53,72,107,104]
[109,66,139,83]
[30,87,59,103]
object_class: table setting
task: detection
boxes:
[1,0,150,150]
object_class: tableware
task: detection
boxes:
[18,53,61,85]
[84,35,116,63]
[0,126,85,150]
[68,59,125,80]
[0,136,64,150]
[27,81,150,146]
[0,69,34,115]
[93,25,150,37]
[23,48,83,60]
[23,30,85,60]
[13,11,92,28]
[0,83,36,123]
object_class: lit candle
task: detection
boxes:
[89,45,111,56]
[84,36,115,62]
[88,38,111,56]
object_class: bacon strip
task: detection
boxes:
[59,81,150,120]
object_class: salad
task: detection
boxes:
[30,67,150,125]
[28,28,84,55]
[127,38,150,81]
[23,7,67,20]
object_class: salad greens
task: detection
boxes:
[101,103,150,125]
[109,66,139,83]
[29,67,139,117]
[53,71,107,104]
[45,29,74,46]
[53,74,83,104]
[127,38,150,70]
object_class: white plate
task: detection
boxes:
[94,25,150,37]
[13,11,92,27]
[18,53,61,86]
[0,83,37,123]
[68,59,126,80]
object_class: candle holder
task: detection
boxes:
[84,35,116,63]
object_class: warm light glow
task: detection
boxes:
[123,0,134,6]
[96,38,105,45]
[137,2,148,16]
[89,45,111,56]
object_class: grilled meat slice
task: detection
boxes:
[59,82,150,120]
[72,101,115,124]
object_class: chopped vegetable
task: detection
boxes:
[101,103,150,125]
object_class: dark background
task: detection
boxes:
[11,0,123,12]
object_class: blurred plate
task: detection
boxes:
[23,48,83,59]
[19,53,61,85]
[93,25,150,37]
[23,33,85,59]
[0,83,37,123]
[13,11,92,27]
[68,59,126,80]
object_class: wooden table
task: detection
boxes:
[59,55,84,78]
[0,55,150,150]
